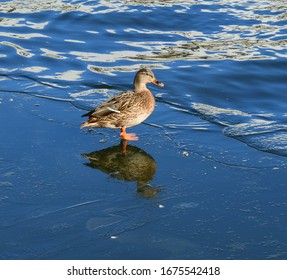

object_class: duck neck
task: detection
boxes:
[134,83,148,93]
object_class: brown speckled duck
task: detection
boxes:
[81,68,164,141]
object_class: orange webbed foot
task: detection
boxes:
[120,132,139,141]
[120,127,139,141]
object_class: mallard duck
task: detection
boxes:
[81,68,164,140]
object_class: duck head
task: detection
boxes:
[133,68,164,92]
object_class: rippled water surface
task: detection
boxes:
[1,0,287,259]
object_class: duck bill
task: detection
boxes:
[151,79,164,87]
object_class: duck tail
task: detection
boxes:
[81,120,98,128]
[80,122,89,128]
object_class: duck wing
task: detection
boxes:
[82,91,133,118]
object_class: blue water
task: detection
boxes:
[1,0,287,259]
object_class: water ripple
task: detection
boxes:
[0,40,34,57]
[192,102,287,158]
[1,0,286,65]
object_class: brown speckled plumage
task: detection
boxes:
[81,68,164,141]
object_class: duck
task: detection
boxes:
[81,68,164,141]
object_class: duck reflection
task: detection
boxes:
[82,141,159,198]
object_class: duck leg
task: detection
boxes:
[120,127,139,141]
